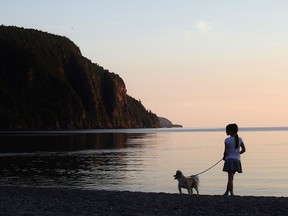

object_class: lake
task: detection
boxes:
[0,127,287,197]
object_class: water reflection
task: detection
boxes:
[0,132,152,189]
[0,133,137,152]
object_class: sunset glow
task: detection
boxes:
[1,0,288,127]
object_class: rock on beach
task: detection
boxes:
[0,186,287,215]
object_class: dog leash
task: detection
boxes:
[194,158,223,176]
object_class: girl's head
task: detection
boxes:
[226,123,238,135]
[226,123,239,149]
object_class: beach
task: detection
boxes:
[0,186,286,215]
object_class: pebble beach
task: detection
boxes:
[0,186,287,215]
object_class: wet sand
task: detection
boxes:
[0,186,287,215]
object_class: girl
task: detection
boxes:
[223,123,246,196]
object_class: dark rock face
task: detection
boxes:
[0,26,160,130]
[158,117,183,128]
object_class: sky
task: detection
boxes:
[1,0,288,128]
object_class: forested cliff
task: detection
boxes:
[0,26,160,130]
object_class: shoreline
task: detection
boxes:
[1,126,288,134]
[0,186,287,215]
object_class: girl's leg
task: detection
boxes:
[224,171,235,195]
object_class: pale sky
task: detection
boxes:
[1,0,288,127]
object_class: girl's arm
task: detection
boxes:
[240,142,246,154]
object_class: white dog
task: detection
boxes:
[173,170,199,194]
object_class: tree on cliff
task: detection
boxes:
[0,25,160,130]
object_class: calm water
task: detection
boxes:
[0,127,287,197]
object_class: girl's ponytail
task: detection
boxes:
[235,133,239,149]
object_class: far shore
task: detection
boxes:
[0,186,286,215]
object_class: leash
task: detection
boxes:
[194,158,223,176]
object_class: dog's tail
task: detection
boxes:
[190,175,200,185]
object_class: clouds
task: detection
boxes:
[166,20,214,43]
[194,21,213,33]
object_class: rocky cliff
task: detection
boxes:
[158,117,183,128]
[0,26,160,130]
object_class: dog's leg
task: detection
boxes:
[194,186,199,195]
[185,182,191,194]
[178,185,182,194]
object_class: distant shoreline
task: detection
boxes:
[1,126,288,135]
[0,186,287,215]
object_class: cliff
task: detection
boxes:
[0,25,160,130]
[158,117,183,128]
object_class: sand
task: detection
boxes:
[0,186,287,215]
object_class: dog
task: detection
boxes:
[173,170,199,194]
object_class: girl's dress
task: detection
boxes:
[223,136,243,173]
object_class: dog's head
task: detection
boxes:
[173,170,184,180]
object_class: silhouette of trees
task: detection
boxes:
[0,25,160,130]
